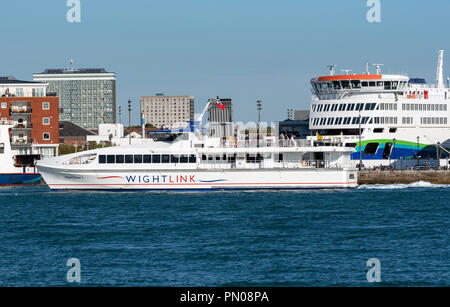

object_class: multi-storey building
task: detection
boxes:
[140,94,194,128]
[0,76,59,159]
[208,97,233,138]
[33,68,116,130]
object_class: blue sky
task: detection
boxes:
[1,0,450,125]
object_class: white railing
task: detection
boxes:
[219,138,312,149]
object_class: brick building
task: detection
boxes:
[0,96,59,158]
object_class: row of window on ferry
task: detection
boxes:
[312,117,371,126]
[313,80,406,92]
[312,102,377,112]
[98,154,197,164]
[313,102,448,113]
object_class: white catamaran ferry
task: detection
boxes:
[309,50,450,168]
[37,101,357,191]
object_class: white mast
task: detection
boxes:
[372,64,383,75]
[327,65,336,76]
[436,50,444,88]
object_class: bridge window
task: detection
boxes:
[369,81,376,87]
[362,81,368,87]
[99,155,106,164]
[384,81,392,90]
[351,80,361,89]
[341,80,351,89]
[333,81,341,89]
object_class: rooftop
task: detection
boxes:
[59,121,96,137]
[0,76,42,85]
[36,68,113,75]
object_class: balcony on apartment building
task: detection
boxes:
[10,105,32,114]
[10,132,33,146]
[12,121,33,130]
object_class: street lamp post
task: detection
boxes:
[358,109,362,170]
[416,136,420,166]
[437,141,441,169]
[128,99,132,145]
[257,100,262,147]
[393,138,396,170]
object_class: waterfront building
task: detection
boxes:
[278,110,311,139]
[33,68,116,130]
[0,76,59,158]
[59,121,96,147]
[140,94,194,129]
[208,97,233,138]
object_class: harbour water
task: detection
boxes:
[0,183,448,286]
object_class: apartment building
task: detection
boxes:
[33,68,116,129]
[140,94,194,128]
[0,77,59,158]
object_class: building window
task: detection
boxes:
[42,102,50,110]
[1,102,7,109]
[43,133,50,140]
[42,117,50,125]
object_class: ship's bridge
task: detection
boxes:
[311,74,410,97]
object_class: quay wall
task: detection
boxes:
[358,170,450,184]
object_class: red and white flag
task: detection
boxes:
[217,99,226,110]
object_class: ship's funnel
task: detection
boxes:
[436,50,444,88]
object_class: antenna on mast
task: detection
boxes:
[327,65,336,76]
[372,64,384,75]
[341,69,352,75]
[436,50,444,88]
[68,58,74,71]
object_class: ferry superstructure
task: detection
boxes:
[37,102,358,191]
[0,123,41,185]
[309,50,450,167]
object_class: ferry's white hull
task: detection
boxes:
[38,166,358,190]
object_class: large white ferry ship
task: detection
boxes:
[309,50,450,168]
[37,101,357,191]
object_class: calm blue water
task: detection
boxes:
[0,183,448,286]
